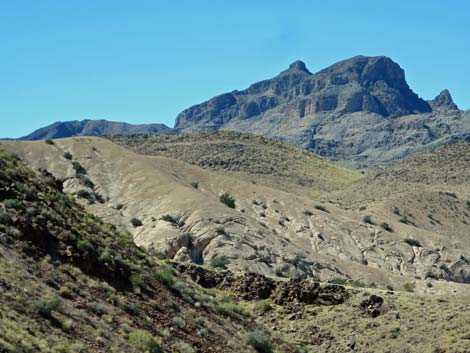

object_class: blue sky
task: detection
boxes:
[1,0,469,137]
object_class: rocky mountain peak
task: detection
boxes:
[175,55,433,131]
[287,60,311,73]
[429,89,458,111]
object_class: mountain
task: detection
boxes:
[19,119,175,140]
[175,55,469,168]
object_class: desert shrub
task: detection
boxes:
[215,226,226,235]
[33,298,61,317]
[44,139,54,145]
[3,199,22,210]
[130,274,145,293]
[220,192,236,208]
[190,181,199,189]
[363,215,374,225]
[245,330,273,353]
[404,238,421,247]
[389,327,401,339]
[303,210,313,216]
[174,342,195,353]
[255,300,273,313]
[76,239,95,254]
[172,315,186,328]
[386,285,394,291]
[313,204,328,212]
[403,282,415,292]
[87,301,109,315]
[210,255,230,269]
[328,278,348,286]
[0,211,11,224]
[215,299,245,317]
[77,174,95,188]
[153,266,175,286]
[63,152,73,160]
[160,214,176,223]
[380,222,393,232]
[131,217,143,227]
[72,161,86,175]
[115,203,124,210]
[128,330,163,353]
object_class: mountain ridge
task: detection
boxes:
[18,119,175,140]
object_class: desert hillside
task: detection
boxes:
[3,136,470,293]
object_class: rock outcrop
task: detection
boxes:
[175,56,431,132]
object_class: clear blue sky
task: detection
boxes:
[1,0,469,137]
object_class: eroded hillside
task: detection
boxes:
[3,136,470,292]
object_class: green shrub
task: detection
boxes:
[220,192,236,208]
[403,282,415,292]
[0,211,11,224]
[380,222,393,232]
[245,330,273,353]
[72,161,86,175]
[404,238,421,247]
[3,199,22,210]
[87,301,109,315]
[77,174,95,188]
[131,217,143,227]
[130,274,145,293]
[33,298,61,317]
[44,139,55,145]
[215,299,245,317]
[210,255,230,269]
[255,300,273,313]
[76,239,95,254]
[313,204,328,213]
[173,341,194,353]
[160,214,176,223]
[116,203,124,210]
[389,327,401,339]
[303,210,313,216]
[172,315,185,328]
[153,266,175,286]
[63,152,73,160]
[190,181,199,189]
[128,330,163,353]
[363,215,374,224]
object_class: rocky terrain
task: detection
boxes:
[3,135,470,293]
[5,146,470,353]
[175,55,469,168]
[19,119,174,140]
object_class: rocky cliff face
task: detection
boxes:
[175,56,432,130]
[175,56,468,168]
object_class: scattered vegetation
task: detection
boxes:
[245,330,273,353]
[313,204,329,212]
[362,215,374,225]
[404,238,422,247]
[210,255,230,269]
[403,282,416,292]
[128,330,163,353]
[380,222,393,232]
[190,181,199,189]
[44,139,54,145]
[131,217,143,227]
[220,192,236,208]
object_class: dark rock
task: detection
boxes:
[272,278,348,306]
[429,89,458,111]
[360,294,384,317]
